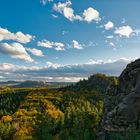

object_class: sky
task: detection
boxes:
[0,0,140,82]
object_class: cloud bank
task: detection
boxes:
[0,58,133,82]
[0,27,34,44]
[0,42,34,62]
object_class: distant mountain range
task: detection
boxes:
[0,80,75,88]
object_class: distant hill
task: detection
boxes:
[11,80,48,88]
[0,81,21,87]
[0,81,19,85]
[60,73,116,94]
[0,80,74,88]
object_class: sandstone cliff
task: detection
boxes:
[103,58,140,133]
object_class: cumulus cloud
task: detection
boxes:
[54,42,65,51]
[0,58,134,82]
[114,26,133,38]
[63,7,82,21]
[104,21,114,30]
[83,7,100,23]
[72,40,83,49]
[26,48,44,57]
[37,40,65,51]
[53,0,82,21]
[0,42,33,62]
[53,1,100,23]
[53,0,71,13]
[37,40,53,48]
[0,27,34,44]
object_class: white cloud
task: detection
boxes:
[53,1,100,23]
[46,61,62,69]
[104,21,114,30]
[53,0,82,21]
[37,40,65,51]
[37,40,53,48]
[15,32,34,44]
[0,63,15,71]
[83,7,100,23]
[54,42,65,51]
[52,14,58,18]
[114,26,133,38]
[0,63,41,72]
[0,27,34,44]
[53,0,71,13]
[87,59,103,65]
[72,40,83,49]
[26,48,44,57]
[64,7,82,21]
[0,42,33,62]
[88,58,133,65]
[109,42,115,46]
[106,35,114,39]
[0,58,135,82]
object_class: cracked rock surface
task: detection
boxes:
[103,58,140,132]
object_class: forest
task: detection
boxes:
[0,73,140,140]
[0,74,109,140]
[0,87,103,140]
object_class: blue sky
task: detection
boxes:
[0,0,140,81]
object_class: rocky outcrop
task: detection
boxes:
[103,58,140,133]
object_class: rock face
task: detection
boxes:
[103,58,140,132]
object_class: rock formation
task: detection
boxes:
[103,58,140,133]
